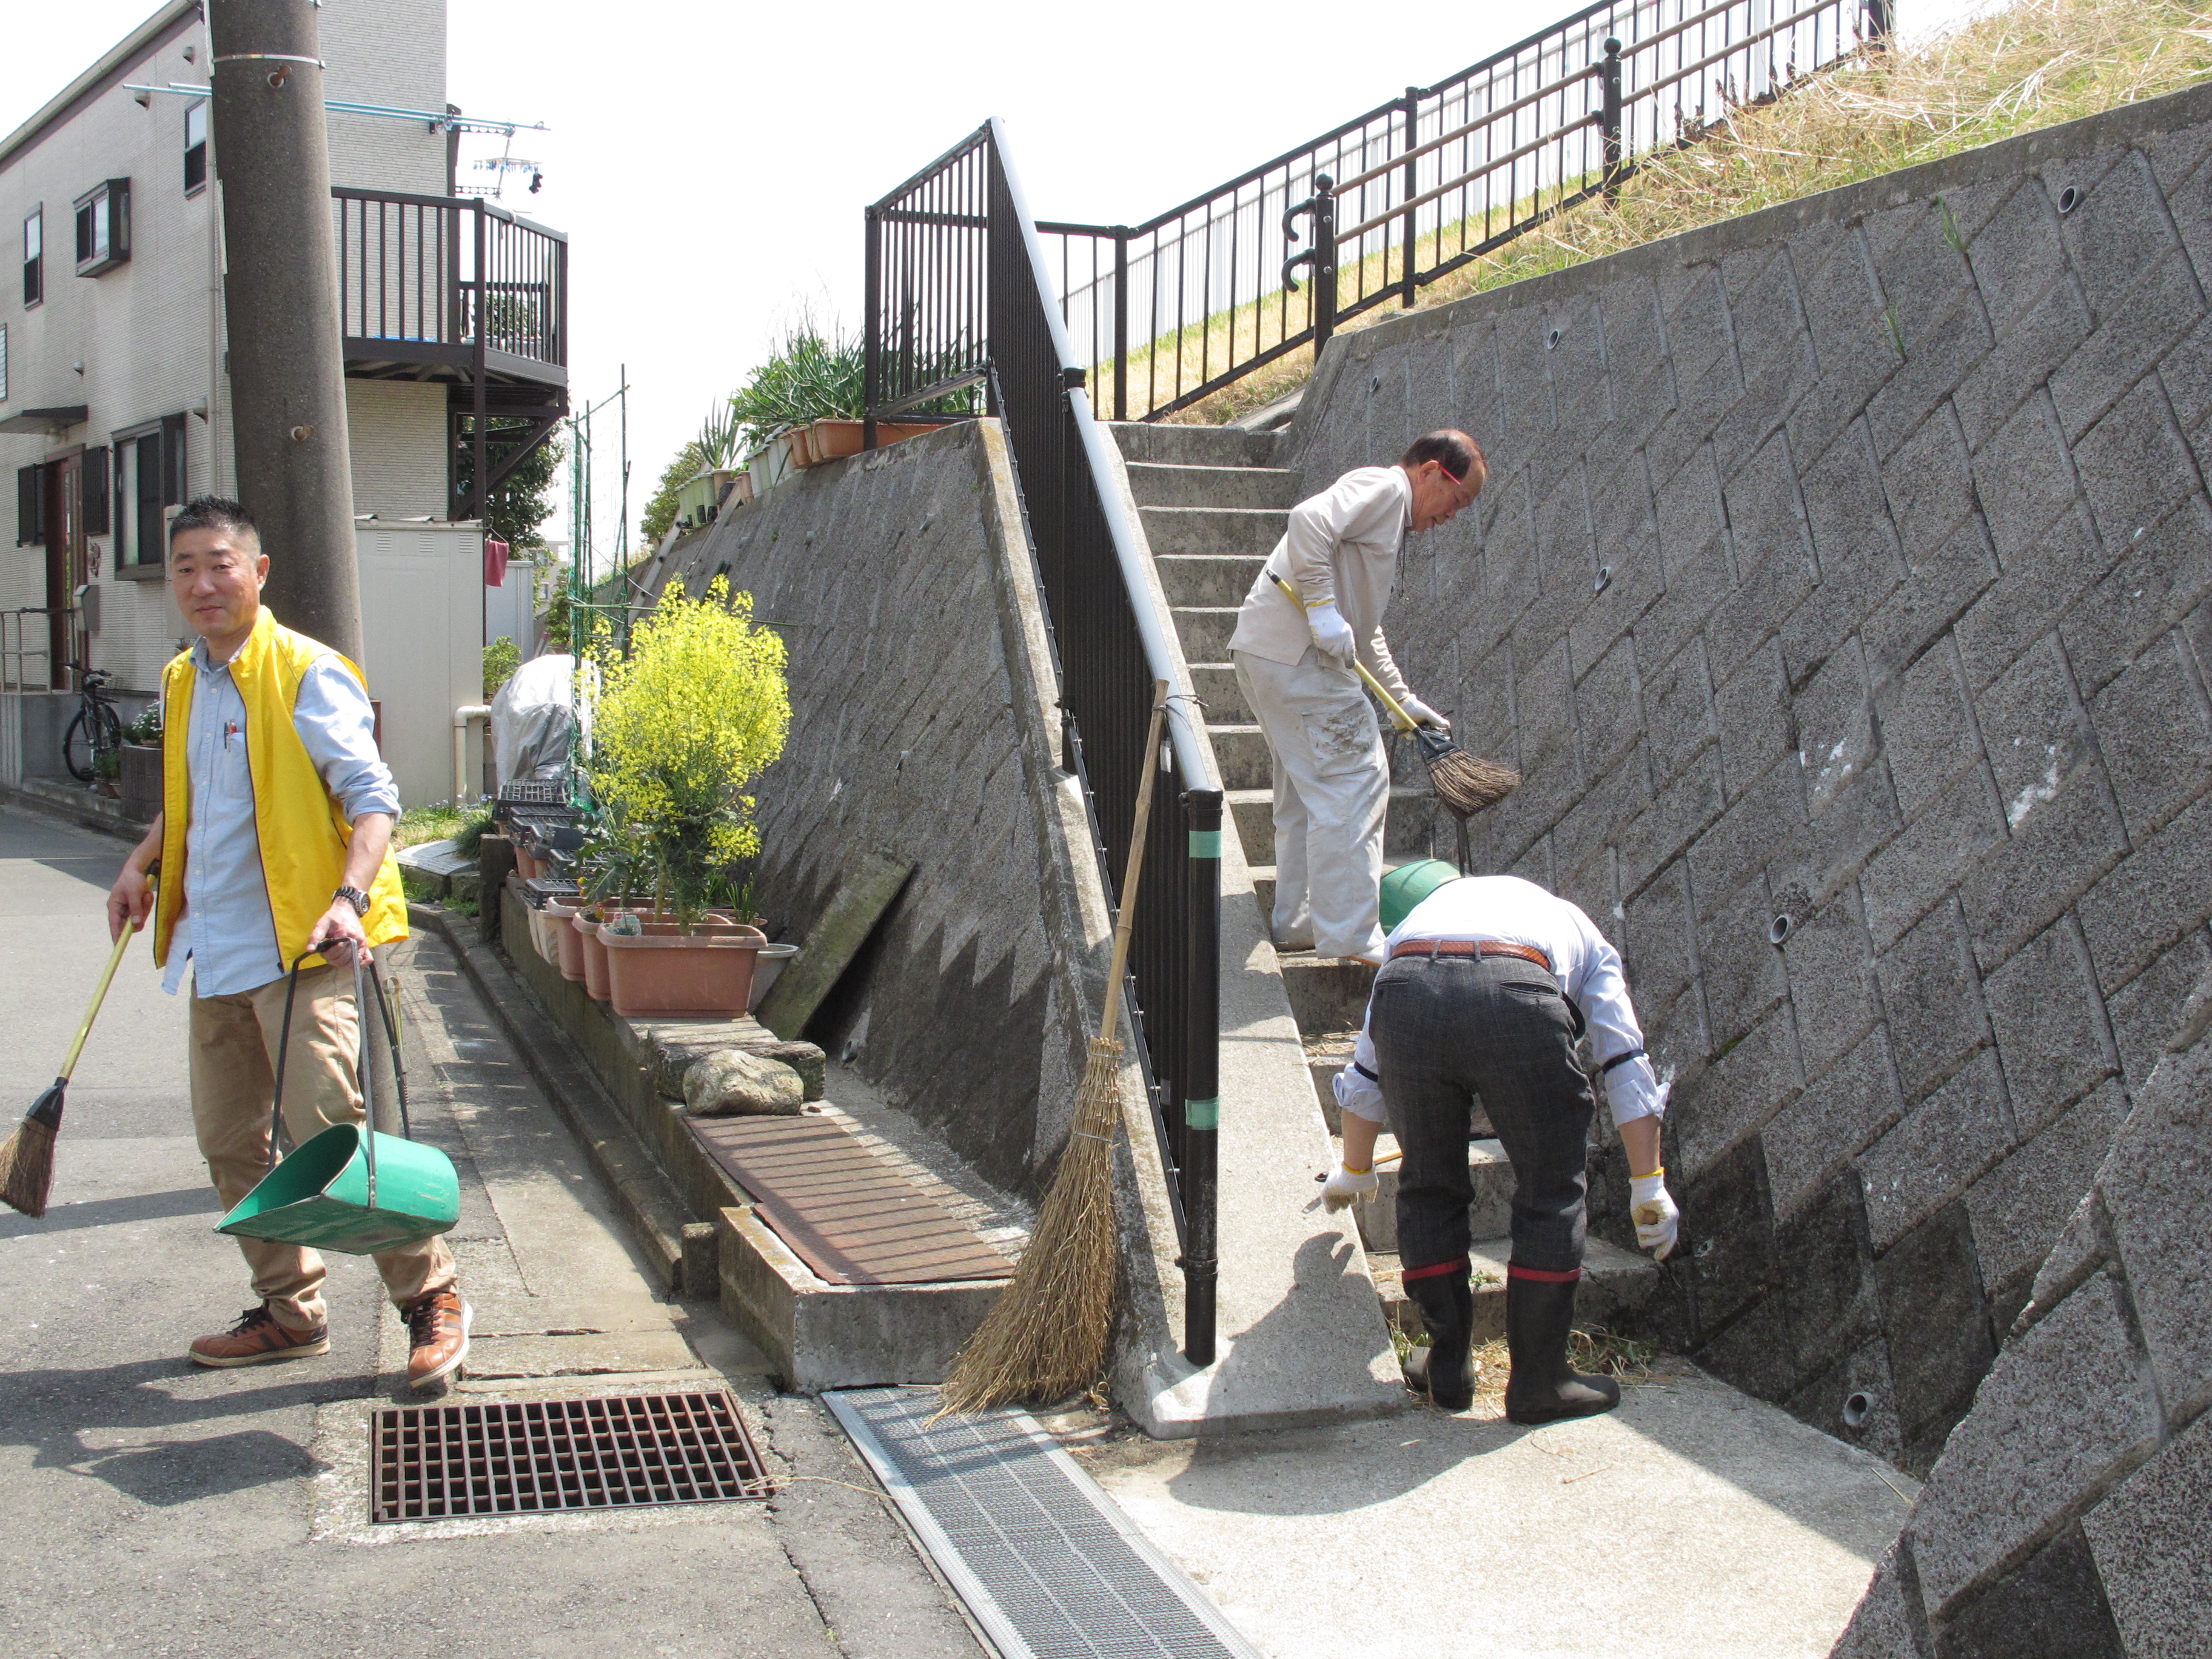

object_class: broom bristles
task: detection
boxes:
[0,1117,58,1220]
[936,1036,1126,1416]
[1427,746,1520,817]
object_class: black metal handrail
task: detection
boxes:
[1043,0,1885,418]
[865,123,1226,1366]
[332,186,568,372]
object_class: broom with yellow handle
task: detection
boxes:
[1,903,146,1219]
[1275,577,1518,819]
[937,683,1170,1415]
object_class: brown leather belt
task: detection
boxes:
[1389,938,1553,972]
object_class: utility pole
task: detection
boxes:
[208,0,361,660]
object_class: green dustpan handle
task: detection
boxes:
[266,950,319,1172]
[351,953,377,1213]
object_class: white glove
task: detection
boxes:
[1631,1168,1679,1259]
[1307,601,1356,665]
[1321,1161,1379,1213]
[1398,693,1450,732]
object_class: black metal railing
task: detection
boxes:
[333,187,568,374]
[1043,0,1884,418]
[865,124,1225,1366]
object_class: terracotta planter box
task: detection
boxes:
[512,845,543,881]
[749,942,799,1013]
[601,923,767,1019]
[792,418,948,469]
[546,899,586,981]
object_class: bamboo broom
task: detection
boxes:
[1275,578,1518,819]
[936,683,1170,1415]
[1,907,144,1219]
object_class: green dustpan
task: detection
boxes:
[218,950,458,1255]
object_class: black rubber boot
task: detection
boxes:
[1401,1269,1476,1410]
[1503,1273,1620,1425]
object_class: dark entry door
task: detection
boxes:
[42,454,87,689]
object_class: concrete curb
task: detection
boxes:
[0,780,147,843]
[409,901,690,1292]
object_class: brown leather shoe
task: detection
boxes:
[189,1304,331,1368]
[403,1289,472,1390]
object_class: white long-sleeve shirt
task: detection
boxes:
[1225,464,1414,700]
[1336,875,1669,1129]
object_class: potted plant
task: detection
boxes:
[585,577,790,1018]
[119,702,163,818]
[729,323,977,478]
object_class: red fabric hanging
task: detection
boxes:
[483,534,511,587]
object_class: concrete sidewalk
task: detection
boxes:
[0,805,980,1659]
[1071,1356,1914,1659]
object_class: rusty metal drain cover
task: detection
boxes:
[371,1390,774,1523]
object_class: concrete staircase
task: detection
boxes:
[1107,421,1657,1352]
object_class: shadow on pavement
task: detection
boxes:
[0,1187,218,1240]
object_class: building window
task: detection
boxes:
[184,100,208,195]
[112,416,186,568]
[16,463,45,548]
[73,179,130,276]
[21,209,39,306]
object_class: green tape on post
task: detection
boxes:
[1183,1096,1220,1130]
[1188,830,1222,859]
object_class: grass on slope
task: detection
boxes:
[1158,0,2212,425]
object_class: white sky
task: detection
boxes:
[9,0,1994,565]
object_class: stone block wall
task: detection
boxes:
[660,423,1101,1201]
[1283,79,2212,1476]
[1830,977,2211,1657]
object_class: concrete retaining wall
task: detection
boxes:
[1281,78,2212,1480]
[662,421,1112,1201]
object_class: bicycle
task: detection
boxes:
[62,665,125,783]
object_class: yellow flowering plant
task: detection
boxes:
[584,577,790,925]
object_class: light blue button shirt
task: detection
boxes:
[163,637,403,997]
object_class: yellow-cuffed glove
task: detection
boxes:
[1631,1167,1679,1259]
[1322,1161,1379,1213]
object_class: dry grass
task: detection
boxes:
[1144,0,2212,425]
[1392,1322,1662,1409]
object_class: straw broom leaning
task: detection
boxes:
[936,683,1170,1415]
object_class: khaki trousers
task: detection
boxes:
[190,963,456,1332]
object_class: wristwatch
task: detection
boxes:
[333,885,372,916]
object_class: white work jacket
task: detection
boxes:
[1226,465,1415,700]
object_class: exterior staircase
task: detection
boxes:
[1106,421,1657,1353]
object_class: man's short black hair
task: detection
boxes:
[169,496,259,550]
[1399,431,1483,483]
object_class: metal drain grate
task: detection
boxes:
[371,1390,774,1523]
[826,1387,1263,1659]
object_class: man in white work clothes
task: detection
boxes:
[1228,431,1484,963]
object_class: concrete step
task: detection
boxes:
[1228,784,1438,865]
[1107,420,1279,468]
[1155,554,1267,608]
[1210,723,1271,790]
[1353,1134,1513,1254]
[1253,860,1433,951]
[1124,461,1305,511]
[1190,661,1250,723]
[1173,608,1239,663]
[1140,504,1285,560]
[1370,1235,1661,1343]
[1279,953,1377,1032]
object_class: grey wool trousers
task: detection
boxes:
[1367,951,1595,1278]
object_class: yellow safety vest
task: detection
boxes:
[154,608,408,973]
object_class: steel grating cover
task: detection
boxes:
[825,1387,1264,1659]
[371,1390,774,1523]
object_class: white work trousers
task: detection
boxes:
[1233,646,1388,960]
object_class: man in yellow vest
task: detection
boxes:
[106,497,469,1389]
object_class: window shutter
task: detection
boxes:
[162,412,188,502]
[16,463,43,546]
[81,446,112,537]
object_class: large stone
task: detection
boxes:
[1931,1521,2126,1659]
[2080,1409,2212,1656]
[2095,1041,2212,1412]
[1904,1272,2159,1615]
[683,1050,805,1118]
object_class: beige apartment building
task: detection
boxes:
[0,0,568,806]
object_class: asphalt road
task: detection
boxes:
[0,804,979,1659]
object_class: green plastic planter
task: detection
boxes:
[217,1121,459,1255]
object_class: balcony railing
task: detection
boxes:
[333,187,568,383]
